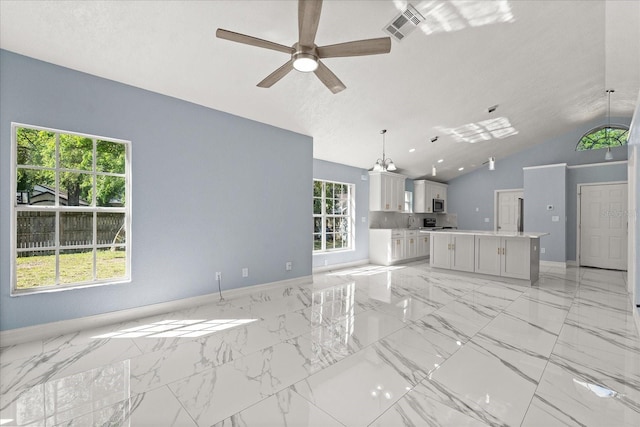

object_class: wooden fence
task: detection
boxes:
[16,211,124,254]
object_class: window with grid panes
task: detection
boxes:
[313,180,354,252]
[11,123,131,294]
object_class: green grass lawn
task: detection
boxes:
[17,250,126,289]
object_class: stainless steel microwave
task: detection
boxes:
[433,199,444,213]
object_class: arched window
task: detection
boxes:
[576,125,629,151]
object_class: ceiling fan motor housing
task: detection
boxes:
[292,43,319,72]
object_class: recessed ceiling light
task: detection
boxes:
[409,148,416,153]
[458,167,464,171]
[437,159,444,163]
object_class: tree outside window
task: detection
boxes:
[313,180,354,252]
[13,124,131,293]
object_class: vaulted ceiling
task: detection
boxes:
[1,0,639,181]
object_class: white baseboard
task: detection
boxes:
[540,260,567,270]
[312,259,369,274]
[566,260,578,267]
[0,275,313,347]
[634,307,640,340]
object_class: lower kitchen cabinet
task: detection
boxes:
[369,229,429,266]
[430,233,474,272]
[430,231,542,283]
[475,235,535,280]
[417,233,430,257]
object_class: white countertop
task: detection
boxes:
[420,229,549,238]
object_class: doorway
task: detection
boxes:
[495,189,524,232]
[578,182,628,270]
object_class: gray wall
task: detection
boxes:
[312,159,369,268]
[0,50,312,331]
[448,117,630,261]
[523,165,567,262]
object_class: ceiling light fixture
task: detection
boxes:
[409,148,416,153]
[292,52,318,72]
[489,156,495,170]
[431,136,439,143]
[458,167,464,171]
[437,158,444,163]
[604,89,615,161]
[432,165,437,176]
[373,129,397,172]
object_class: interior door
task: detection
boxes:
[580,183,628,270]
[497,190,523,231]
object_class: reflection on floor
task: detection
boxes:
[1,262,639,426]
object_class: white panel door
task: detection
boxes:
[580,183,628,270]
[497,190,523,232]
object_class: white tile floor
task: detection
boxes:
[1,262,639,426]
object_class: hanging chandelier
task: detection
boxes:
[372,129,397,172]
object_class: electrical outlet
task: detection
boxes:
[540,248,546,254]
[242,268,248,277]
[215,272,222,281]
[285,262,292,271]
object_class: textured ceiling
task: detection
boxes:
[1,0,639,181]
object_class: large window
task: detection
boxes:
[313,180,354,252]
[11,123,131,294]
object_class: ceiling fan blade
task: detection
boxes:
[216,29,293,54]
[314,60,346,94]
[298,0,323,47]
[257,60,294,88]
[317,37,392,58]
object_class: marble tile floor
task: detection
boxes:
[1,262,639,426]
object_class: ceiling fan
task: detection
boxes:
[216,0,392,94]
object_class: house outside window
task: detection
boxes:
[11,123,131,294]
[313,179,354,252]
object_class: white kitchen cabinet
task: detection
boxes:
[413,180,432,213]
[369,171,406,212]
[369,229,428,266]
[390,230,405,262]
[417,232,430,257]
[405,230,418,259]
[413,180,448,213]
[475,235,535,280]
[430,232,474,272]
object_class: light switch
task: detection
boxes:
[475,207,479,212]
[552,216,559,222]
[484,218,490,223]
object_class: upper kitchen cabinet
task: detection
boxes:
[414,180,448,213]
[369,171,406,212]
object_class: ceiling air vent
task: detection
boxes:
[383,4,424,42]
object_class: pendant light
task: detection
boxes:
[489,156,496,170]
[373,129,397,172]
[604,89,614,160]
[432,165,436,176]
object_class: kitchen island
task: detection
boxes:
[427,230,549,284]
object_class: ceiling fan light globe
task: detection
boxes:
[293,55,318,72]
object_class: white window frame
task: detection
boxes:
[313,179,355,253]
[10,122,132,295]
[404,190,413,213]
